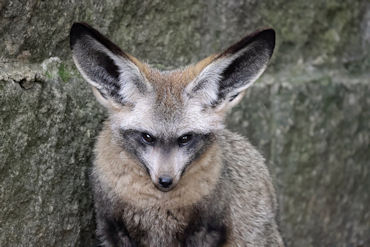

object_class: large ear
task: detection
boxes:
[185,29,275,112]
[70,22,150,109]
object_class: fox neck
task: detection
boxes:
[93,120,224,209]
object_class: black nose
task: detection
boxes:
[158,176,173,188]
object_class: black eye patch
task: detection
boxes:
[118,129,154,175]
[118,129,215,176]
[179,132,216,176]
[119,129,159,147]
[182,133,215,155]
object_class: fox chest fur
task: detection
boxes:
[96,183,229,246]
[70,22,284,246]
[91,125,230,246]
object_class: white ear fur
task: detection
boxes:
[91,87,123,111]
[215,91,246,114]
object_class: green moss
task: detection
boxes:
[58,64,71,82]
[45,71,52,79]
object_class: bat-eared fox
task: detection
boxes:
[70,22,284,246]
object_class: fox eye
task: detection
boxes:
[141,133,155,145]
[178,134,193,146]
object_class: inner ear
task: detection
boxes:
[216,33,274,101]
[185,28,275,109]
[70,22,150,108]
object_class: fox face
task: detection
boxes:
[70,23,275,192]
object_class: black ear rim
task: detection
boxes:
[217,28,276,59]
[69,22,128,59]
[211,29,275,106]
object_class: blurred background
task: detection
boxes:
[0,0,369,246]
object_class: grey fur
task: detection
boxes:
[91,129,284,246]
[70,23,283,246]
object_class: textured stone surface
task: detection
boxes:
[1,0,369,71]
[1,0,369,246]
[0,61,105,246]
[227,69,370,247]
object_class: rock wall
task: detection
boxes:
[1,1,369,246]
[227,70,370,246]
[1,0,369,71]
[0,61,105,245]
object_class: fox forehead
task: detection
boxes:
[110,90,223,138]
[130,53,217,105]
[109,56,223,136]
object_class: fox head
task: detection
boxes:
[70,23,275,192]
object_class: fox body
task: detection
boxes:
[70,23,284,246]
